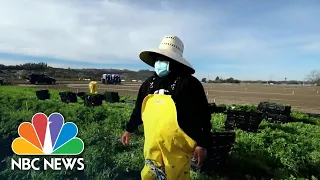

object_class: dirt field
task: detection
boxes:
[14,81,320,113]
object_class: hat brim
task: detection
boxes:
[139,48,195,74]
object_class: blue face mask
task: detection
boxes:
[154,60,170,77]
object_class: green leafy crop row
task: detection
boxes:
[0,86,319,180]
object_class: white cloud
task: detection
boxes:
[0,0,212,64]
[0,0,319,75]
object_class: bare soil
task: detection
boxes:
[14,81,320,113]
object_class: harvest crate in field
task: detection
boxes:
[35,89,50,100]
[266,114,290,123]
[224,110,264,132]
[59,91,78,103]
[104,91,120,103]
[191,131,236,173]
[258,102,292,123]
[258,101,291,116]
[84,94,105,106]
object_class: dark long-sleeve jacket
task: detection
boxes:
[125,72,212,148]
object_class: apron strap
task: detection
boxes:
[167,77,180,95]
[148,77,180,96]
[148,77,156,94]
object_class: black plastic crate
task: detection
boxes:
[104,91,120,103]
[59,92,77,103]
[35,90,50,100]
[258,102,291,116]
[257,102,269,110]
[191,131,236,172]
[266,114,290,123]
[84,94,104,106]
[263,109,291,116]
[224,110,264,132]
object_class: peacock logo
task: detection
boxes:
[11,112,84,155]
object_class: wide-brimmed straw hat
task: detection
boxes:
[139,35,195,74]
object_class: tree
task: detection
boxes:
[201,78,207,83]
[306,70,320,83]
[225,77,240,83]
[215,76,220,81]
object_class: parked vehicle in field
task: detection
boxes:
[101,74,121,85]
[26,74,56,85]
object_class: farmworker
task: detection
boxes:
[121,35,212,180]
[89,79,98,94]
[107,74,111,84]
[111,74,115,84]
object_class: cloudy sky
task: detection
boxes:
[0,0,319,80]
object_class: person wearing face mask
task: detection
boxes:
[121,35,212,180]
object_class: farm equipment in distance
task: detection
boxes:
[101,74,121,85]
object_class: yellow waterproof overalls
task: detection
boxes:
[141,90,196,180]
[89,81,98,94]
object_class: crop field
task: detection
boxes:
[0,86,320,180]
[16,81,320,113]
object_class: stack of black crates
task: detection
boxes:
[191,103,235,173]
[191,131,236,173]
[258,102,291,123]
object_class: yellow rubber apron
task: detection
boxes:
[89,81,98,94]
[141,93,196,180]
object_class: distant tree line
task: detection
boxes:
[0,63,319,85]
[0,62,49,71]
[201,70,320,85]
[201,76,241,84]
[306,70,320,84]
[0,62,154,81]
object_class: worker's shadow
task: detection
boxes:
[113,170,141,180]
[211,143,281,180]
